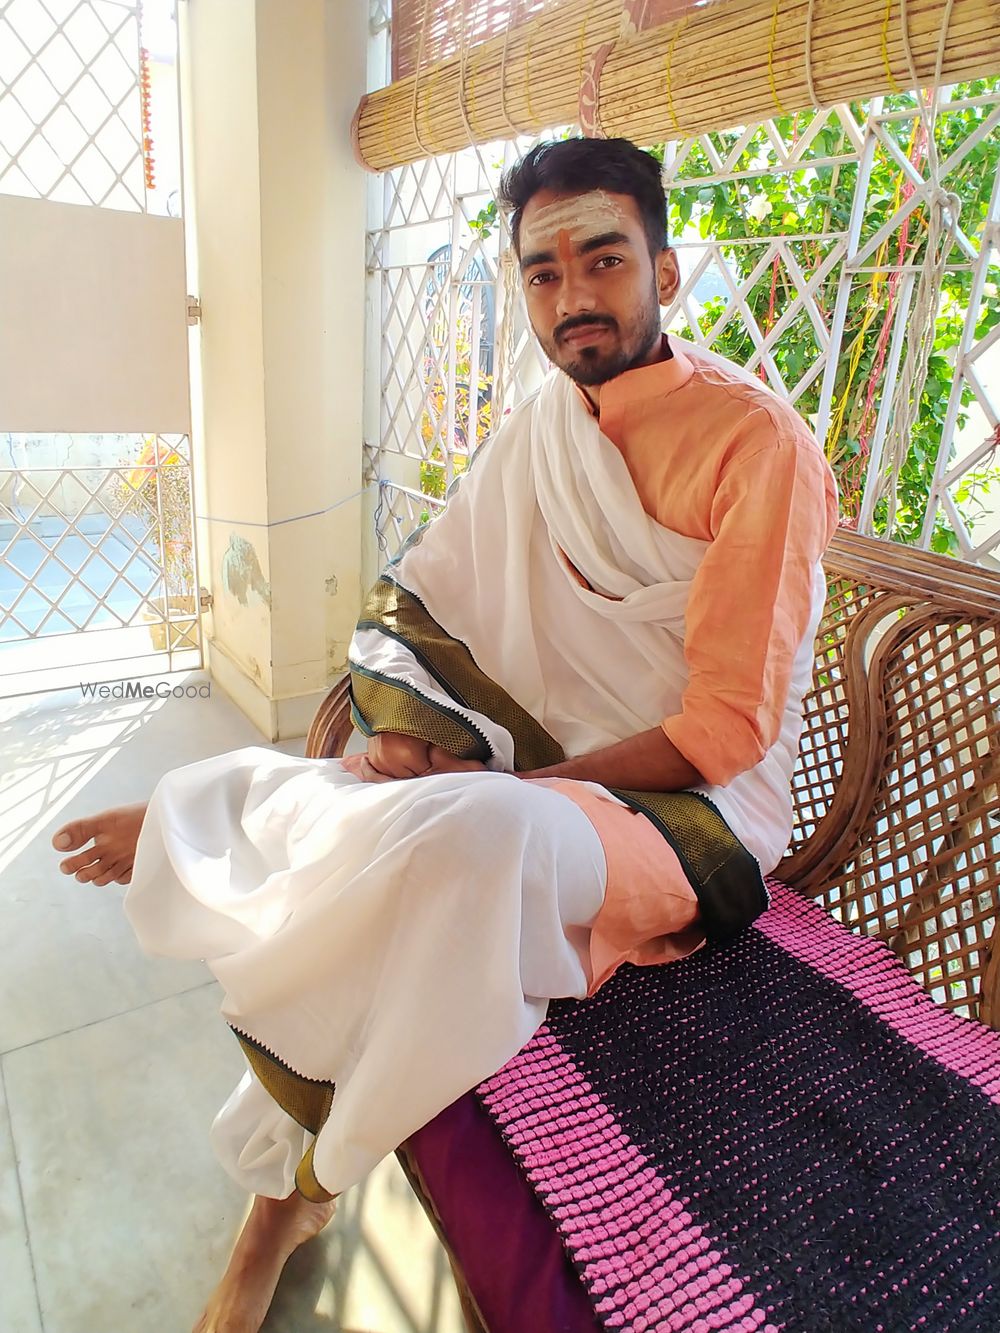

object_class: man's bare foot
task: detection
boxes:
[194,1191,337,1333]
[51,802,148,886]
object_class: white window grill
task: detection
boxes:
[0,437,195,614]
[366,135,551,566]
[660,92,1000,559]
[0,1,199,693]
[365,62,1000,570]
[0,0,148,210]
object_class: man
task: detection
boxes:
[51,138,838,1333]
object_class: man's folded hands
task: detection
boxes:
[356,731,489,783]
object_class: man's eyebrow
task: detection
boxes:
[578,230,631,254]
[519,248,555,271]
[519,230,633,271]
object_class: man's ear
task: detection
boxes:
[655,247,680,306]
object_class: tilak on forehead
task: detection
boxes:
[520,190,626,260]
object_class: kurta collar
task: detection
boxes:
[573,336,696,419]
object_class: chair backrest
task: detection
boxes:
[781,528,1000,1029]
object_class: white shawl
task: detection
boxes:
[364,367,825,872]
[122,364,824,1200]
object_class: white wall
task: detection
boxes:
[181,0,367,739]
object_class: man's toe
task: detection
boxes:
[95,861,130,887]
[59,849,98,875]
[52,819,93,851]
[74,860,111,883]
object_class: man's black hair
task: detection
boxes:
[497,138,668,260]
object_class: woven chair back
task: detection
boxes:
[783,529,1000,1028]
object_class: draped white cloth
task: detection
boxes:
[126,750,606,1197]
[123,362,823,1199]
[388,367,826,871]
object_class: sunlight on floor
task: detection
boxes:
[0,676,466,1333]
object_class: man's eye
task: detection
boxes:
[594,255,623,269]
[528,272,555,286]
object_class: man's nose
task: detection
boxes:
[555,271,598,320]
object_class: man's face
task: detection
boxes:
[517,189,679,386]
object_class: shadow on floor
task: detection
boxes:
[0,681,465,1333]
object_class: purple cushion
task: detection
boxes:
[405,1093,601,1333]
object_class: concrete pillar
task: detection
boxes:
[181,0,366,739]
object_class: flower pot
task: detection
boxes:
[143,594,198,652]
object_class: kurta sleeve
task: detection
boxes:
[661,408,839,786]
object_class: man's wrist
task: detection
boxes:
[518,729,703,791]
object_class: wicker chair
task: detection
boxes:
[305,527,1000,1329]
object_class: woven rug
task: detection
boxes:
[477,881,1000,1333]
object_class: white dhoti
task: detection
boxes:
[124,746,607,1198]
[121,361,820,1200]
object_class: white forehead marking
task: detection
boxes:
[520,190,625,254]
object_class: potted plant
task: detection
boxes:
[120,437,199,651]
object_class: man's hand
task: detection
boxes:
[519,725,703,791]
[358,732,489,783]
[365,732,432,780]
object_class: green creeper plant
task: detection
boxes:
[652,80,1000,554]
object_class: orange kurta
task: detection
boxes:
[559,337,839,992]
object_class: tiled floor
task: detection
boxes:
[0,671,465,1333]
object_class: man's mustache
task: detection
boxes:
[555,315,617,340]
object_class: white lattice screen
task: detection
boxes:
[1,434,195,638]
[365,6,1000,572]
[366,134,551,565]
[0,0,197,695]
[0,0,147,210]
[660,93,1000,558]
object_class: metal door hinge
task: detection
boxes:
[199,585,213,610]
[186,295,202,326]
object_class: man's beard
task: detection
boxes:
[539,289,663,387]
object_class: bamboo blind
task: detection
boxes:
[389,0,700,79]
[352,0,1000,172]
[391,0,555,81]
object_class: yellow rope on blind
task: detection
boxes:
[522,16,539,124]
[803,0,821,109]
[408,0,437,158]
[353,0,1000,172]
[767,0,790,116]
[457,0,479,143]
[496,0,524,135]
[577,0,598,91]
[881,0,904,93]
[663,14,690,136]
